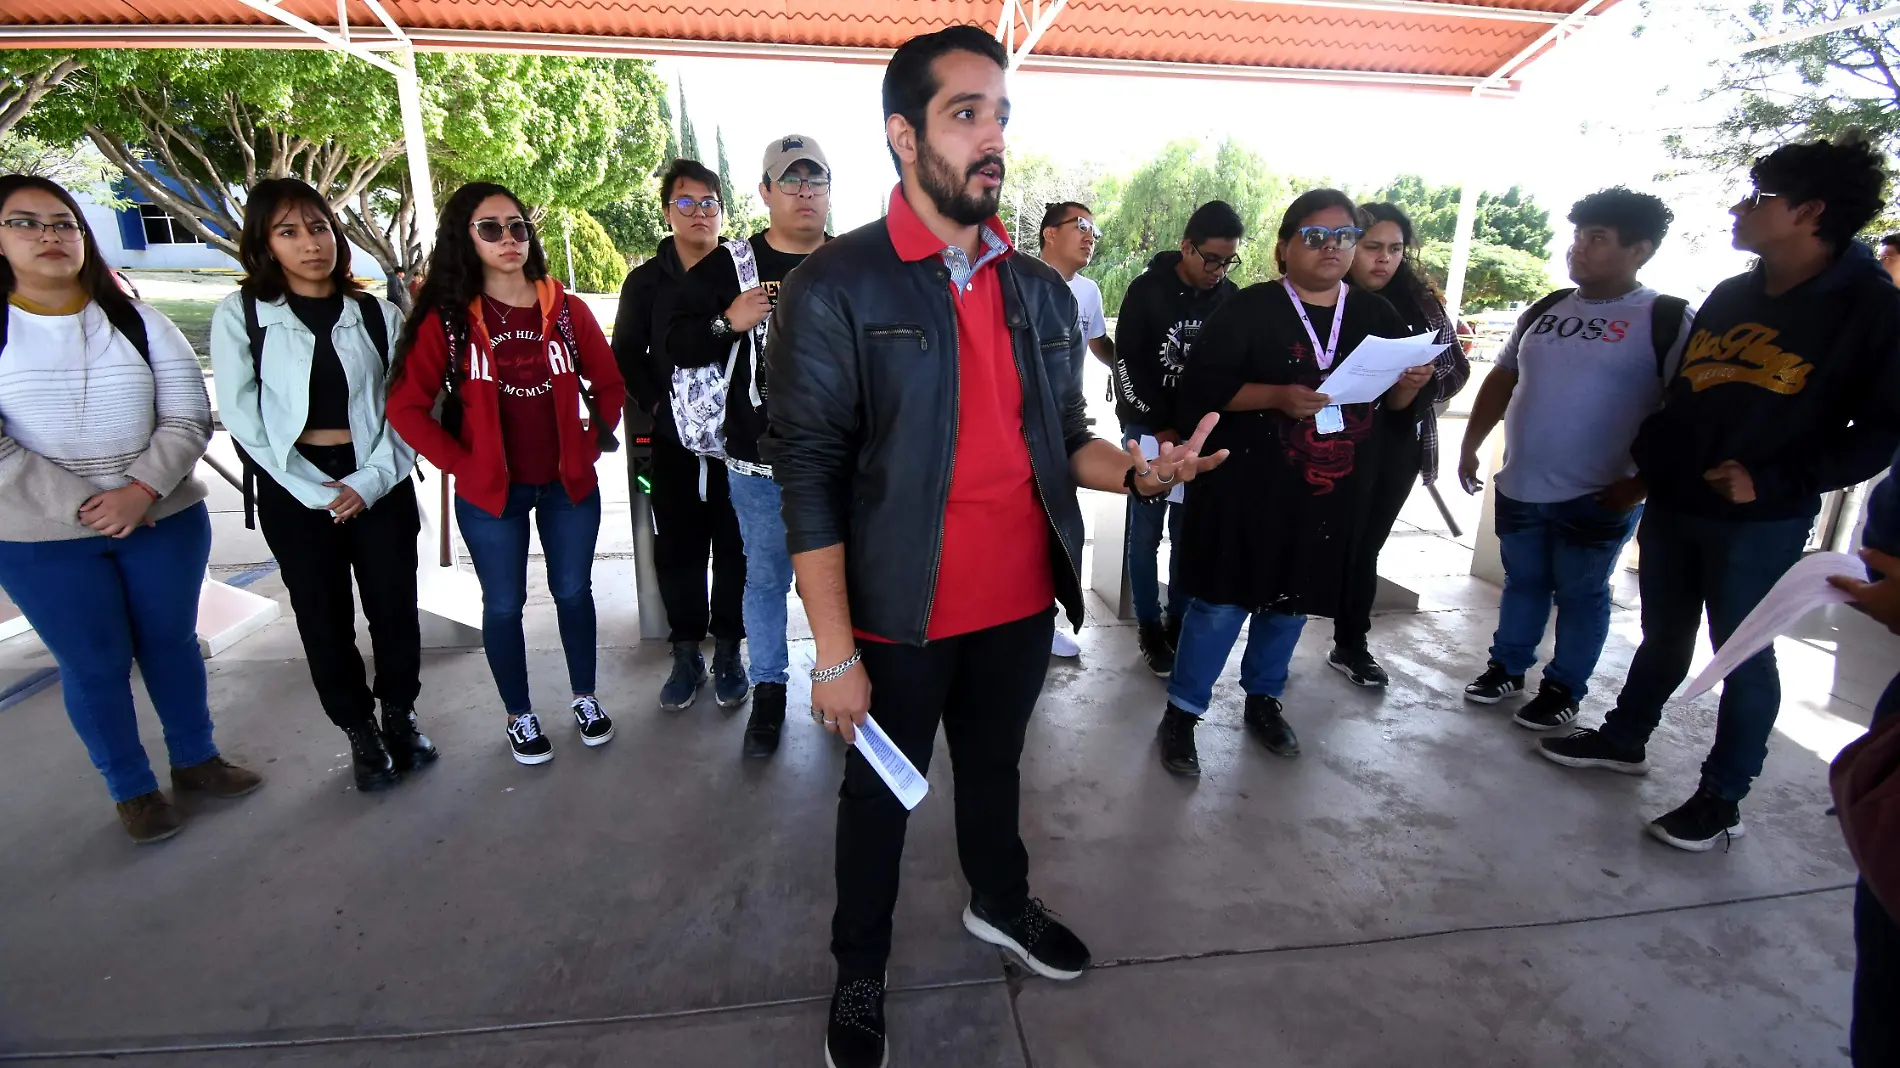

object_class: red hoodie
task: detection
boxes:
[389,278,624,517]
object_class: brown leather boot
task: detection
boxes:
[170,756,264,799]
[116,790,182,844]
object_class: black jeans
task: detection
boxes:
[832,607,1055,979]
[1335,424,1421,651]
[255,443,422,728]
[645,433,745,644]
[1855,879,1900,1065]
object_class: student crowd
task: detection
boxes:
[1,24,1896,1068]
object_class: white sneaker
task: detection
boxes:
[1051,630,1081,658]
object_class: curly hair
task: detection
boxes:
[1751,130,1890,249]
[1568,186,1673,256]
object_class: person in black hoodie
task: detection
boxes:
[1112,200,1242,675]
[666,134,831,759]
[1541,132,1900,851]
[613,159,748,714]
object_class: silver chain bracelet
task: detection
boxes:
[810,649,863,685]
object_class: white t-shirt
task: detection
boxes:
[1068,274,1107,341]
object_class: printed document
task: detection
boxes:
[1681,552,1866,700]
[1137,435,1187,503]
[853,713,929,810]
[1316,332,1444,406]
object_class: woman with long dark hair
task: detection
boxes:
[387,182,624,765]
[0,174,261,842]
[211,177,430,793]
[1154,189,1434,776]
[1327,202,1471,687]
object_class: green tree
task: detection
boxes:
[1416,240,1553,312]
[657,86,679,165]
[542,207,630,294]
[997,152,1103,251]
[594,192,668,267]
[1366,174,1553,255]
[0,52,83,141]
[0,132,122,205]
[677,76,702,162]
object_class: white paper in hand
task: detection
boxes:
[852,713,929,810]
[1316,332,1444,405]
[1137,435,1186,504]
[1680,551,1866,700]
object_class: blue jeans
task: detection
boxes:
[1488,492,1641,698]
[1122,423,1183,627]
[1166,597,1308,716]
[727,469,791,686]
[1599,505,1812,801]
[456,483,600,715]
[0,504,218,802]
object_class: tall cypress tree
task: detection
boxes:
[657,87,679,166]
[677,75,702,162]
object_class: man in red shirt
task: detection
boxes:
[766,26,1226,1068]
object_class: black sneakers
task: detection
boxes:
[824,976,888,1068]
[1327,645,1389,688]
[507,712,553,765]
[1156,704,1201,777]
[713,638,749,708]
[344,721,400,792]
[962,897,1092,981]
[1464,661,1526,704]
[1648,786,1745,852]
[1243,694,1300,757]
[1137,622,1175,678]
[1513,681,1580,731]
[743,681,786,758]
[571,695,615,746]
[1538,727,1649,775]
[660,641,706,710]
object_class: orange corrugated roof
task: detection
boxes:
[1,0,1621,92]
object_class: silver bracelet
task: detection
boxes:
[810,649,863,685]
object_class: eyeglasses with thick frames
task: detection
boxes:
[1295,225,1363,251]
[1192,243,1242,271]
[1740,189,1783,211]
[471,219,533,244]
[2,217,84,241]
[670,196,722,218]
[1055,216,1102,239]
[774,175,831,196]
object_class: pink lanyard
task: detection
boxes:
[1282,279,1347,370]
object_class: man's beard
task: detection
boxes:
[918,136,1003,226]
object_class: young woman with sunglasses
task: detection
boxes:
[1327,202,1471,688]
[387,182,625,766]
[211,177,430,793]
[1153,189,1433,777]
[0,174,261,842]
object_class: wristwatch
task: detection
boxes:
[710,314,735,339]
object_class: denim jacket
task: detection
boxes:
[209,291,415,510]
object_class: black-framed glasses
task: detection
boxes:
[775,176,831,196]
[1740,188,1783,211]
[471,219,533,244]
[2,217,84,241]
[1192,243,1242,271]
[1295,225,1363,251]
[670,196,722,218]
[1056,216,1102,239]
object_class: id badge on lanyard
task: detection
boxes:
[1283,279,1347,435]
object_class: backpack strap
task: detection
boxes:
[1506,288,1575,356]
[100,301,151,365]
[725,239,766,408]
[237,294,269,530]
[1650,294,1690,381]
[554,296,618,453]
[728,238,761,293]
[352,293,388,371]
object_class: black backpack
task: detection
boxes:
[237,292,388,529]
[0,297,151,364]
[1507,288,1690,379]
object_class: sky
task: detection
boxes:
[653,1,1766,303]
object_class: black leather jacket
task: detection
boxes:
[764,218,1094,646]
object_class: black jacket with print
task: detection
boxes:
[1111,251,1238,434]
[1631,241,1900,521]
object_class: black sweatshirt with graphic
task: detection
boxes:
[1631,241,1900,521]
[1112,251,1238,435]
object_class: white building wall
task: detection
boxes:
[75,190,389,280]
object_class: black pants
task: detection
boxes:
[1857,880,1900,1065]
[645,433,745,644]
[832,607,1055,979]
[255,443,422,729]
[1335,424,1422,651]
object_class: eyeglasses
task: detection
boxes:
[1740,189,1783,211]
[1294,226,1363,251]
[775,176,831,196]
[1192,243,1242,271]
[471,219,533,244]
[670,196,722,218]
[1056,217,1102,239]
[2,218,84,241]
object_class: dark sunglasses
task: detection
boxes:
[1294,225,1363,251]
[671,196,722,217]
[1192,243,1242,271]
[1740,188,1783,211]
[471,219,533,244]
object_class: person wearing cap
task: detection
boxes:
[666,134,831,759]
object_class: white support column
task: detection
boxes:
[393,48,437,247]
[1444,175,1480,322]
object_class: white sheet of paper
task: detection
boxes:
[1680,552,1867,700]
[1315,331,1444,405]
[852,713,929,810]
[1137,435,1186,504]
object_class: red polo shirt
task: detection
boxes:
[872,187,1054,641]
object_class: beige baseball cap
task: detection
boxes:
[762,134,830,181]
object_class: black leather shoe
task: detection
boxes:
[380,703,439,772]
[1156,704,1201,777]
[1243,694,1300,757]
[743,682,787,758]
[345,722,401,791]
